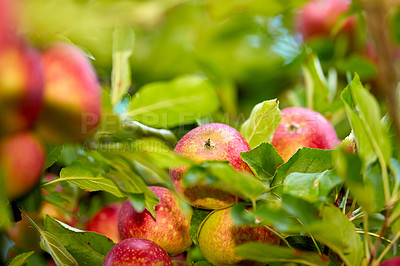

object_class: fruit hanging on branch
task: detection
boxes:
[103,238,172,266]
[0,131,45,199]
[119,186,192,255]
[36,43,102,143]
[169,123,252,209]
[0,39,44,136]
[198,207,280,265]
[271,107,339,162]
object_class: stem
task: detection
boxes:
[369,208,391,263]
[375,232,400,265]
[363,214,371,261]
[261,224,293,249]
[342,189,350,215]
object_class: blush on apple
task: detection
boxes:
[85,203,123,243]
[380,257,400,266]
[0,39,44,136]
[271,107,339,162]
[119,186,192,255]
[198,207,280,265]
[295,0,356,41]
[169,123,252,209]
[0,132,45,199]
[103,238,172,266]
[36,42,101,143]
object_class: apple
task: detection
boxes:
[380,257,400,266]
[0,39,44,136]
[295,0,356,41]
[198,207,280,265]
[271,107,339,162]
[0,132,45,199]
[169,123,252,209]
[36,42,101,143]
[7,212,42,252]
[103,238,172,266]
[85,203,123,243]
[119,186,192,255]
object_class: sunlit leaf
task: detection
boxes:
[6,251,34,266]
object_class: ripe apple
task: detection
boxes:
[295,0,356,41]
[0,132,45,199]
[103,238,172,266]
[36,43,101,143]
[119,186,192,255]
[0,39,44,136]
[85,203,123,243]
[169,123,252,209]
[271,107,339,162]
[198,207,280,265]
[380,257,400,266]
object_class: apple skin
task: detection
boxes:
[85,203,123,243]
[0,39,44,136]
[169,123,252,209]
[198,207,280,265]
[103,238,172,266]
[271,107,339,162]
[380,257,400,266]
[0,132,45,199]
[36,42,101,143]
[295,0,356,41]
[119,186,192,255]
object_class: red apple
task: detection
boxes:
[0,39,44,136]
[103,238,172,266]
[295,0,356,41]
[169,123,252,209]
[271,107,339,162]
[85,203,123,243]
[380,257,400,266]
[119,186,192,255]
[36,43,101,143]
[0,132,45,199]
[198,207,280,265]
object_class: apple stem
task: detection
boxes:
[286,122,300,133]
[203,138,215,150]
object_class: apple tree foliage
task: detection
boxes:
[2,0,400,265]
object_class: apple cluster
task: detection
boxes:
[0,0,101,201]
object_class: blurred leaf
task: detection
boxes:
[271,148,334,196]
[341,74,391,166]
[44,216,114,266]
[0,170,12,229]
[111,26,134,106]
[183,161,266,202]
[285,236,323,253]
[190,208,211,246]
[281,194,322,226]
[306,205,364,266]
[391,10,400,44]
[336,55,377,80]
[241,143,284,180]
[45,144,64,169]
[302,53,330,112]
[240,99,281,148]
[6,251,34,266]
[283,170,343,203]
[236,243,329,266]
[126,75,220,128]
[59,162,124,198]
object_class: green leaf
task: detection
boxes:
[285,236,323,253]
[40,231,78,266]
[6,251,35,266]
[183,161,266,202]
[271,148,334,196]
[336,150,375,213]
[190,208,211,246]
[111,26,134,106]
[59,162,125,198]
[44,215,115,266]
[126,75,220,128]
[45,144,64,169]
[0,170,12,229]
[240,99,282,148]
[236,243,329,266]
[240,143,283,180]
[283,170,343,203]
[306,205,364,266]
[341,74,391,166]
